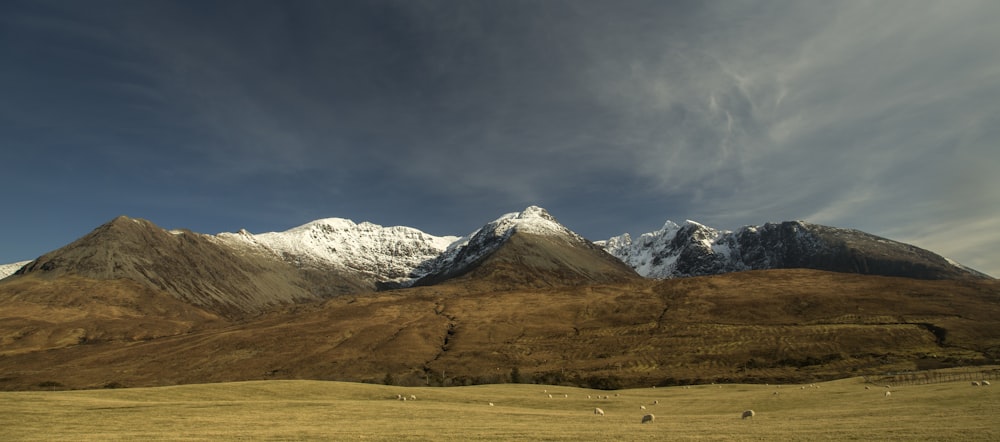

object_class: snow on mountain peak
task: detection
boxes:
[215,219,459,285]
[487,205,576,238]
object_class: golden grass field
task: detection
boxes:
[1,376,997,441]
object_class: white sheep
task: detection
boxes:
[884,391,891,397]
[741,410,755,420]
[640,405,646,410]
[489,402,494,406]
[983,381,991,386]
[594,407,605,416]
[548,394,553,398]
[972,381,981,387]
[409,394,417,400]
[641,414,655,424]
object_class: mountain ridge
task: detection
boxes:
[599,219,991,280]
[1,207,998,390]
[2,206,990,296]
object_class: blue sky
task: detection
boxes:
[1,0,998,276]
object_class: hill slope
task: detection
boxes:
[1,269,996,390]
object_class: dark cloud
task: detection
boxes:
[0,0,997,276]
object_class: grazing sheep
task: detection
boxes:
[489,402,494,406]
[564,394,568,398]
[983,381,991,386]
[641,414,655,424]
[409,395,417,400]
[865,386,870,390]
[396,394,402,400]
[587,395,591,399]
[594,407,605,416]
[640,405,646,410]
[652,400,658,405]
[972,381,981,387]
[742,410,755,420]
[548,394,553,398]
[884,391,891,397]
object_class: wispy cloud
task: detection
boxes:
[1,1,997,276]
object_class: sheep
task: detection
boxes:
[409,394,417,400]
[489,402,494,407]
[884,391,891,397]
[396,394,402,400]
[652,400,658,405]
[640,405,646,410]
[983,381,992,386]
[548,394,553,398]
[564,394,568,398]
[641,414,655,424]
[742,410,755,420]
[972,381,981,387]
[594,407,605,416]
[865,386,870,390]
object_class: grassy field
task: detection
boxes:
[1,377,997,441]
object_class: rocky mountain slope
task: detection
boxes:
[600,220,989,280]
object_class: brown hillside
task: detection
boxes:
[444,232,642,289]
[0,273,224,356]
[1,269,997,390]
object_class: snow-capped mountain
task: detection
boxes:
[419,206,583,276]
[599,220,989,280]
[215,218,458,286]
[413,206,636,286]
[0,261,30,280]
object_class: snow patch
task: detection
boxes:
[0,260,31,279]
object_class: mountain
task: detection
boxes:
[413,206,639,288]
[600,220,990,280]
[1,207,998,391]
[12,216,371,317]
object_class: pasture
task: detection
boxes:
[1,377,997,441]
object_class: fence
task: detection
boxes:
[866,367,1000,386]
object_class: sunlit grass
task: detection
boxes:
[1,377,997,441]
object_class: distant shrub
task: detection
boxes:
[37,381,63,389]
[103,381,126,389]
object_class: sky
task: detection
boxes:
[1,0,998,277]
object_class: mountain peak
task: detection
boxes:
[516,205,554,220]
[488,205,573,238]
